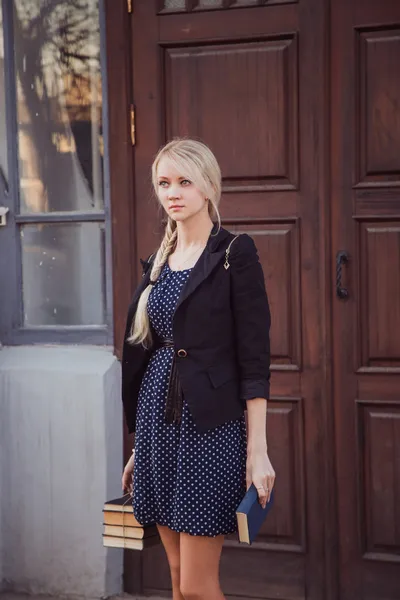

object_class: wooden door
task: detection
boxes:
[127,1,330,599]
[331,1,400,599]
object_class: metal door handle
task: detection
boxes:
[336,251,349,299]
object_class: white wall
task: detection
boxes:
[0,346,124,598]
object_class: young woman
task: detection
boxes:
[121,138,275,600]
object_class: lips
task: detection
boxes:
[170,205,183,210]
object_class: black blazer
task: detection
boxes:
[121,226,271,434]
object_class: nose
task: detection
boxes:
[167,185,181,200]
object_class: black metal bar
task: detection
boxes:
[1,0,22,337]
[15,211,106,223]
[99,0,114,345]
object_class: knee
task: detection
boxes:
[179,583,198,600]
[180,579,213,600]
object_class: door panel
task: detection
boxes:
[165,37,299,190]
[331,1,400,599]
[129,1,329,599]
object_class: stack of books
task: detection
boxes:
[102,496,160,550]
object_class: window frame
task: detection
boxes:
[0,0,113,346]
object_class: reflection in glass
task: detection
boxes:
[21,222,105,326]
[14,0,104,214]
[164,0,186,10]
[230,0,259,5]
[0,1,8,183]
[198,0,223,7]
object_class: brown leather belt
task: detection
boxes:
[159,338,183,425]
[160,338,174,349]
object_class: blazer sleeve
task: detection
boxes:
[230,233,271,402]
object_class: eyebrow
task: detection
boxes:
[157,175,188,181]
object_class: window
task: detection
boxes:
[0,0,112,344]
[0,1,7,185]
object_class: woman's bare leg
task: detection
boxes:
[156,524,184,600]
[179,533,225,600]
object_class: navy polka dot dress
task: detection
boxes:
[132,262,247,537]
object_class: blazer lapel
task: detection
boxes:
[174,226,231,315]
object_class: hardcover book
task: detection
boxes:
[236,484,275,545]
[103,510,143,528]
[102,534,160,551]
[103,496,136,513]
[103,496,156,528]
[103,524,158,539]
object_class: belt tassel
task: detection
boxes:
[160,339,183,425]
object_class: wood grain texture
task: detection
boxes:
[258,397,306,550]
[104,0,136,359]
[165,36,298,190]
[357,28,400,187]
[358,402,400,559]
[331,1,400,598]
[104,1,144,593]
[359,221,400,369]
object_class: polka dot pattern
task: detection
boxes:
[132,262,247,537]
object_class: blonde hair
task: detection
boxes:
[128,138,222,348]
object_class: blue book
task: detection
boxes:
[236,484,275,544]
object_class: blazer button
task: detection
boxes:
[177,349,187,358]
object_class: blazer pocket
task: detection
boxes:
[207,362,237,389]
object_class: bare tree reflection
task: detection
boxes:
[14,0,102,213]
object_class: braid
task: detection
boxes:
[150,218,177,282]
[127,218,177,347]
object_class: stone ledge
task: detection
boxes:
[0,345,117,375]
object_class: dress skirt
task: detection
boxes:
[132,262,247,537]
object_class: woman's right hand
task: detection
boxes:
[121,451,135,495]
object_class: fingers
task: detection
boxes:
[255,483,268,509]
[122,453,135,494]
[122,481,133,495]
[254,472,276,508]
[266,474,275,503]
[121,471,133,494]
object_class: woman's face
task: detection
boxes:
[156,157,208,223]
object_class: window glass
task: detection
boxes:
[0,1,8,184]
[198,0,223,7]
[13,0,104,214]
[21,222,105,326]
[230,0,259,5]
[164,0,186,10]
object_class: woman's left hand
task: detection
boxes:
[246,449,276,509]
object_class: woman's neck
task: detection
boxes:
[174,216,215,251]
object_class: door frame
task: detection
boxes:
[104,1,144,592]
[104,1,337,598]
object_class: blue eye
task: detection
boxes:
[181,179,191,185]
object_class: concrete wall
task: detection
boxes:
[0,346,124,598]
